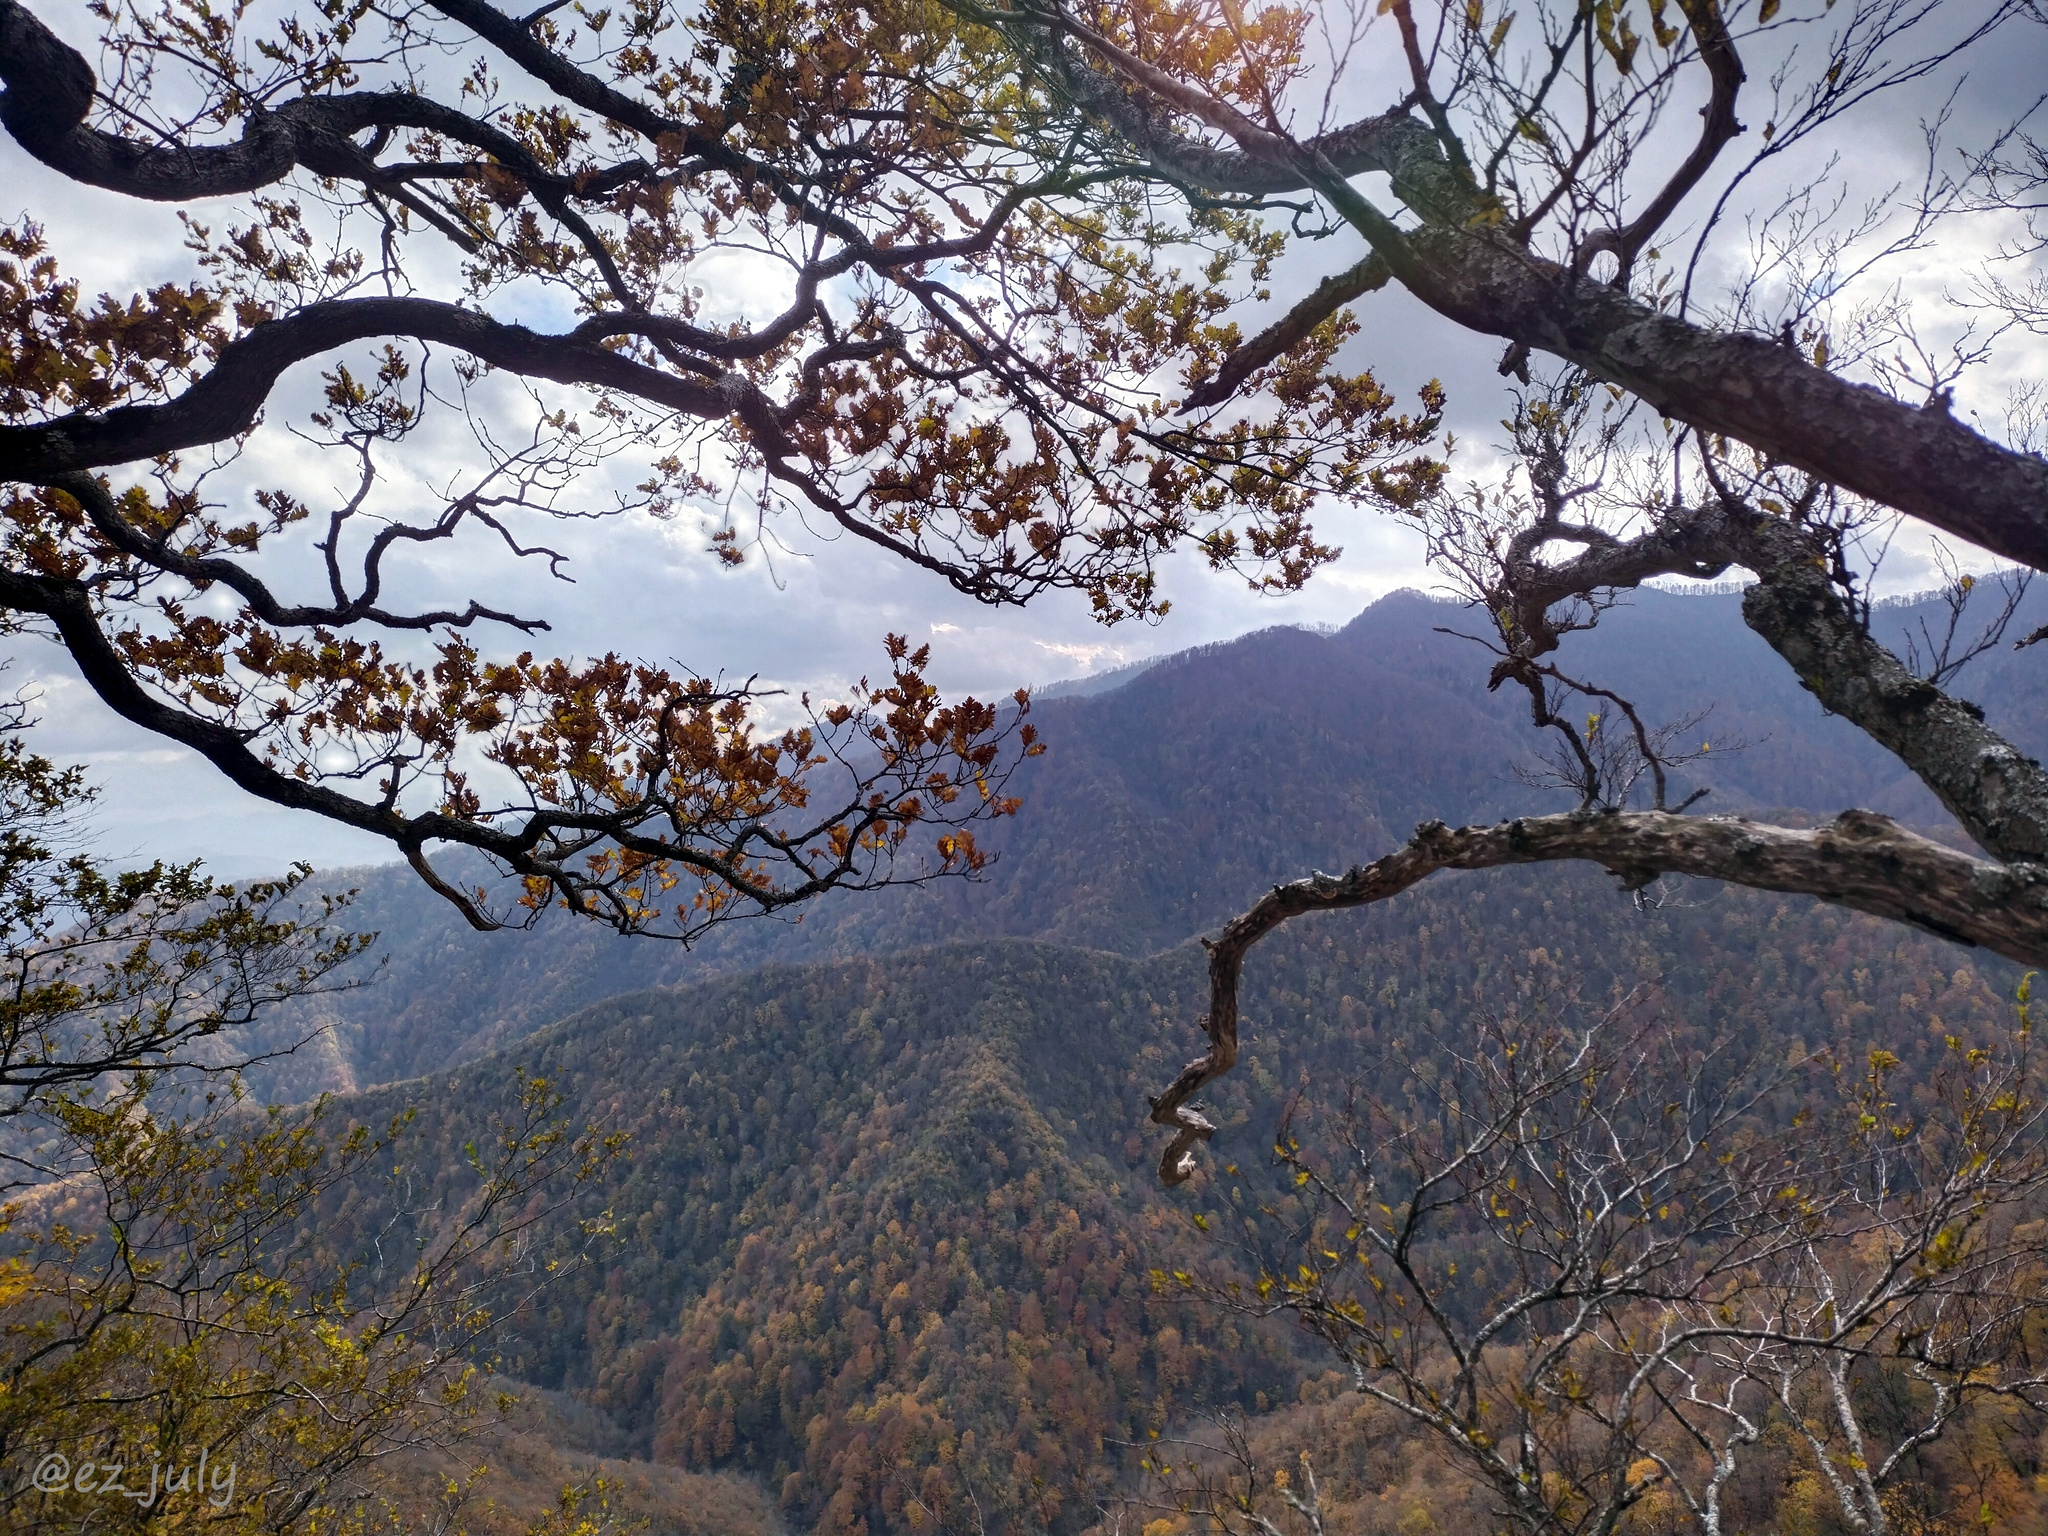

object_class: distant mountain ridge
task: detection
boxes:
[241,583,2048,1103]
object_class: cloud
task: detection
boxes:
[1033,640,1125,670]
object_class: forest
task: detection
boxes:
[305,858,2042,1535]
[251,586,2043,1536]
[9,0,2048,1532]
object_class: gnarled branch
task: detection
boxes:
[1152,808,2048,1184]
[1006,8,2048,575]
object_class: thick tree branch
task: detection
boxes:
[1321,193,2048,580]
[0,562,466,850]
[1018,17,2048,575]
[1735,516,2048,865]
[0,1,567,202]
[1151,809,2048,1184]
[0,296,744,478]
[990,5,1429,193]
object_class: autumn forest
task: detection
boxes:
[7,2,2048,1535]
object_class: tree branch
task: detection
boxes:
[0,0,613,203]
[1581,0,1746,278]
[1181,253,1390,410]
[1151,809,2048,1184]
[0,296,739,478]
[1480,496,2048,864]
[53,472,549,634]
[1736,515,2048,864]
[0,562,1024,937]
[1013,13,2048,575]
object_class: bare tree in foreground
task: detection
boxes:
[1149,985,2048,1536]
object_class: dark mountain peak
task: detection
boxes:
[235,584,2048,1101]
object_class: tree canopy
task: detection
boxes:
[0,0,1442,938]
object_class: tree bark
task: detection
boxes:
[1732,519,2048,865]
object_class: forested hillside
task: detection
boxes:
[316,865,2031,1535]
[229,582,2048,1535]
[246,584,2048,1102]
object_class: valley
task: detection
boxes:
[265,587,2048,1535]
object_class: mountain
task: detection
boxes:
[216,577,2048,1534]
[326,941,1284,1536]
[315,862,2026,1534]
[242,582,2048,1104]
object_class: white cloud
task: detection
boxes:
[1033,640,1123,670]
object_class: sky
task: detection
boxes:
[6,1,2047,878]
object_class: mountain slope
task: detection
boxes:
[317,850,2028,1534]
[246,582,2048,1102]
[331,941,1291,1536]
